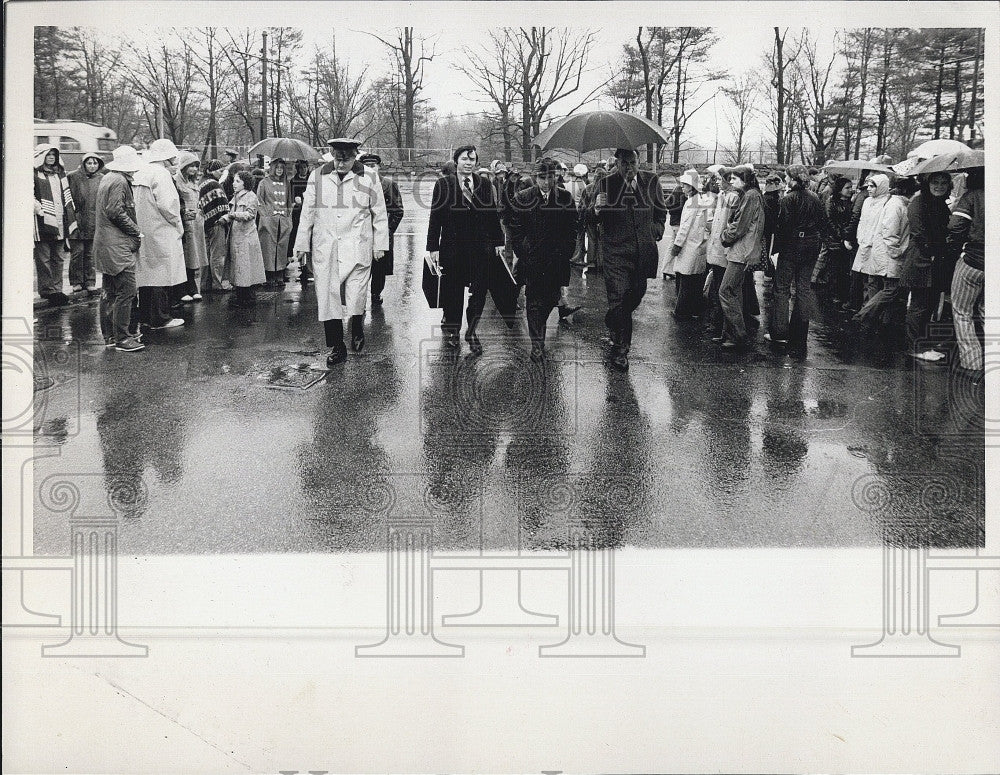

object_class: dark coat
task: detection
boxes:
[426,172,504,287]
[92,171,142,276]
[380,174,404,275]
[508,184,577,293]
[67,153,106,240]
[594,170,667,279]
[899,191,950,288]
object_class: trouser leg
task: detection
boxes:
[950,261,985,370]
[110,268,137,342]
[743,268,760,320]
[441,275,465,335]
[718,261,748,343]
[465,278,488,334]
[789,260,817,350]
[34,241,64,297]
[139,286,172,327]
[99,274,113,340]
[370,262,387,301]
[906,286,935,347]
[323,318,344,347]
[848,270,865,310]
[526,291,558,347]
[206,226,227,288]
[70,239,93,287]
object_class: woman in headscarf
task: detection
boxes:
[174,152,208,301]
[33,144,78,305]
[899,172,952,358]
[717,166,765,349]
[669,168,711,321]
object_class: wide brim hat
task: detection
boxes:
[326,137,362,152]
[105,145,143,173]
[573,163,589,177]
[678,168,701,191]
[147,138,180,163]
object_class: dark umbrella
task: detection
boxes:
[908,149,984,176]
[532,110,671,153]
[247,137,321,162]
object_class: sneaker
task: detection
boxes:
[71,284,84,293]
[115,337,145,352]
[220,281,234,291]
[153,318,185,329]
[104,337,116,347]
[192,293,203,301]
[180,294,194,302]
[913,349,947,362]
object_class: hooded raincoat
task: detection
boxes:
[133,161,186,287]
[256,164,292,272]
[293,160,389,320]
[851,174,891,275]
[226,188,267,287]
[33,145,77,242]
[67,152,106,240]
[174,152,209,271]
[672,191,713,275]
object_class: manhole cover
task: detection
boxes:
[257,362,328,390]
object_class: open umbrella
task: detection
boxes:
[822,158,893,175]
[907,149,984,176]
[906,139,971,160]
[532,110,671,153]
[247,137,321,162]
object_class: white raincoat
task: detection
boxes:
[133,162,186,287]
[672,191,713,275]
[706,189,738,268]
[851,174,890,275]
[293,162,389,320]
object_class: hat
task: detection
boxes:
[268,157,285,166]
[224,148,238,157]
[327,137,362,151]
[613,148,637,159]
[147,138,180,163]
[206,159,225,173]
[678,168,701,191]
[573,163,589,177]
[785,164,810,184]
[535,157,560,175]
[490,159,506,174]
[706,163,731,177]
[176,151,200,172]
[358,153,382,166]
[320,151,333,163]
[105,145,143,173]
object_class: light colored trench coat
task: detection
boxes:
[672,192,713,275]
[133,162,186,288]
[175,153,209,270]
[293,163,389,320]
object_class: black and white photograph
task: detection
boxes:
[3,1,998,773]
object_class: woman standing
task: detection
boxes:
[717,166,765,349]
[772,164,827,356]
[221,170,266,309]
[174,152,208,301]
[257,158,292,287]
[899,172,951,356]
[33,144,78,306]
[851,173,892,306]
[814,176,854,304]
[704,167,738,337]
[669,168,711,321]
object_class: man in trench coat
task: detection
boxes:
[294,138,389,366]
[592,147,667,371]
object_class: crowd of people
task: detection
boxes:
[33,136,985,377]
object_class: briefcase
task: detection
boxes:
[422,255,444,308]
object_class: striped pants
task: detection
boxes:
[950,259,984,370]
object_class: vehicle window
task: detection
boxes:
[97,138,115,151]
[59,136,82,151]
[35,136,50,145]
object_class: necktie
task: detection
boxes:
[463,177,473,203]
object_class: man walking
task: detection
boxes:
[592,147,667,370]
[508,158,579,361]
[294,138,388,366]
[93,146,145,352]
[358,153,404,307]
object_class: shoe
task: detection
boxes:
[558,304,582,320]
[786,347,807,359]
[115,337,145,352]
[128,331,144,343]
[85,284,97,294]
[465,331,483,355]
[192,293,202,301]
[48,292,70,306]
[711,335,724,343]
[180,294,194,302]
[220,282,234,292]
[610,348,629,371]
[71,284,84,293]
[104,337,116,348]
[326,344,347,366]
[530,344,545,362]
[913,349,947,362]
[720,339,744,350]
[351,332,365,353]
[153,318,185,329]
[443,332,460,349]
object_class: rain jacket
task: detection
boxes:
[672,191,712,275]
[33,144,77,242]
[856,176,909,278]
[948,187,984,272]
[851,174,890,275]
[92,170,142,276]
[720,187,765,265]
[227,189,267,287]
[257,166,292,272]
[899,190,950,288]
[294,160,389,320]
[67,151,106,240]
[133,161,186,287]
[706,189,737,268]
[174,152,208,270]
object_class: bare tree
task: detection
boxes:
[666,28,724,163]
[454,31,521,161]
[765,27,803,164]
[266,27,302,137]
[367,27,437,148]
[720,72,759,163]
[123,34,197,142]
[794,30,840,164]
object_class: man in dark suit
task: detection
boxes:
[359,153,404,306]
[425,144,506,354]
[508,157,578,362]
[591,147,667,371]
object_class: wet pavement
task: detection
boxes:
[30,179,985,553]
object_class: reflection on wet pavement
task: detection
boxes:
[30,178,984,553]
